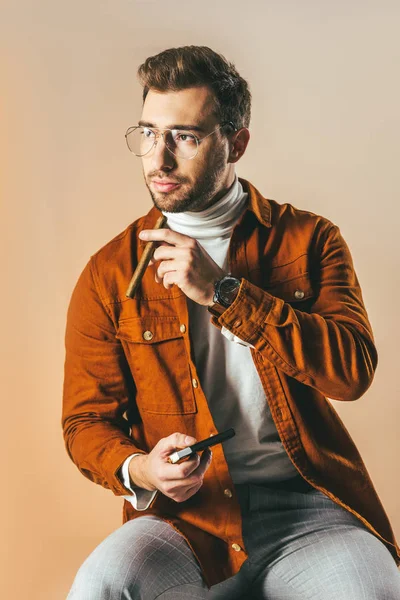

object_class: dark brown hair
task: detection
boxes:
[137,46,251,130]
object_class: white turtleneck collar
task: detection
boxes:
[162,175,248,241]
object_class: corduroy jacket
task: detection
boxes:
[62,178,400,586]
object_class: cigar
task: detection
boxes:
[125,214,167,298]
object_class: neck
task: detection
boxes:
[191,169,236,213]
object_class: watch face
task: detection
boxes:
[219,277,241,305]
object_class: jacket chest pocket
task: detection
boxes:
[265,273,316,312]
[116,316,197,415]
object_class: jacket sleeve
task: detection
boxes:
[215,224,378,401]
[62,257,145,496]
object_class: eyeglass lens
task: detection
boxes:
[126,127,199,159]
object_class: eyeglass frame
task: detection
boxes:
[124,121,237,160]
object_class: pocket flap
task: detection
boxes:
[266,273,314,303]
[116,317,182,344]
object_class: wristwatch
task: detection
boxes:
[208,275,242,317]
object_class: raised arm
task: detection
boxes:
[216,225,378,401]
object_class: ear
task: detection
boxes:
[227,128,250,164]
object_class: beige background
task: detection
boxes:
[1,1,399,598]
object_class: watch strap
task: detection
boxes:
[207,301,226,317]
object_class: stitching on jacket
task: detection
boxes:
[88,256,115,324]
[249,252,308,272]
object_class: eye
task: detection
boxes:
[142,127,155,138]
[175,132,197,144]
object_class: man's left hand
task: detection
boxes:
[139,228,225,306]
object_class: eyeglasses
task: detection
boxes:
[125,121,237,160]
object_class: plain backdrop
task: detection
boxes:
[1,1,399,598]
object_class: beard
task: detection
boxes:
[144,148,228,213]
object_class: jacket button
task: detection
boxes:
[294,289,305,300]
[224,488,233,498]
[143,330,153,341]
[192,378,199,388]
[231,543,242,552]
[180,324,186,333]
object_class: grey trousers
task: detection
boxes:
[67,479,400,599]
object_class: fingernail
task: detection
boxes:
[139,231,147,239]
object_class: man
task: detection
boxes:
[63,46,400,599]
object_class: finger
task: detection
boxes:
[168,451,211,490]
[154,261,176,285]
[158,433,197,457]
[195,448,213,478]
[148,242,172,266]
[156,259,176,277]
[162,270,178,289]
[160,455,201,484]
[170,449,211,482]
[139,228,194,247]
[179,453,202,477]
[153,245,186,262]
[158,455,201,485]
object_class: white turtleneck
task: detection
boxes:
[121,176,298,509]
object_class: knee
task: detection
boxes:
[67,518,205,600]
[332,557,400,599]
[67,543,144,599]
[263,529,400,600]
[67,521,158,599]
[328,533,400,600]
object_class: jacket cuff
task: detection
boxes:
[112,447,147,495]
[119,454,143,492]
[123,489,158,511]
[82,441,147,496]
[119,455,158,511]
[216,278,281,345]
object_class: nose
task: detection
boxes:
[150,132,176,171]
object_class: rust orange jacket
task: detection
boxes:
[62,178,399,585]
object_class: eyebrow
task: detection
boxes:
[138,120,206,132]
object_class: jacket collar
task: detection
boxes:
[238,177,272,228]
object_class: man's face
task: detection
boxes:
[140,86,232,213]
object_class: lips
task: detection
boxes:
[152,180,181,192]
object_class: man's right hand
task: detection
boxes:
[128,432,213,503]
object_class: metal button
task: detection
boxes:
[180,324,186,333]
[142,330,153,341]
[231,543,242,552]
[192,378,198,388]
[233,319,242,327]
[294,289,305,300]
[224,488,233,498]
